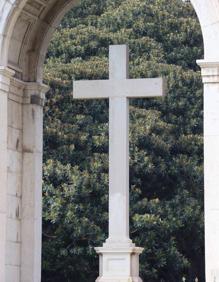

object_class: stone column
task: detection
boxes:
[198,61,219,282]
[21,82,48,282]
[0,67,14,282]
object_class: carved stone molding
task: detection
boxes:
[23,82,49,105]
[0,66,15,93]
[197,60,219,84]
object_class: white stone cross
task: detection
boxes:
[73,45,165,248]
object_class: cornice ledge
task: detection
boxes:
[197,60,219,83]
[23,82,50,106]
[0,66,15,92]
[24,82,50,94]
[0,66,15,78]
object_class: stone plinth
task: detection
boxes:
[95,245,143,282]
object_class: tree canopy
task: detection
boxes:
[42,0,204,281]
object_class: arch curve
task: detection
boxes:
[0,0,78,82]
[191,0,219,60]
[0,0,218,83]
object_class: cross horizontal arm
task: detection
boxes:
[73,78,166,99]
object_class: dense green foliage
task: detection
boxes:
[42,0,204,281]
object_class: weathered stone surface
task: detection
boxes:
[0,67,15,282]
[21,83,47,282]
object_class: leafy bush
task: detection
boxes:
[42,0,204,281]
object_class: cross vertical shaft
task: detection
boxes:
[108,45,131,244]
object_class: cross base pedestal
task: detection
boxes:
[95,245,143,282]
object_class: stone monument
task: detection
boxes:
[74,45,166,282]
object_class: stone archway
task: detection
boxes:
[0,1,219,281]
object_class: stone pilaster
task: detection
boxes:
[0,67,15,282]
[21,82,49,282]
[197,60,219,282]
